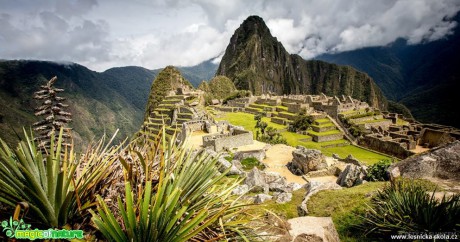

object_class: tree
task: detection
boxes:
[290,114,313,132]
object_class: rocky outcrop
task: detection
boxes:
[288,216,340,242]
[245,167,269,193]
[244,168,302,194]
[389,141,460,181]
[275,192,293,204]
[254,194,273,204]
[231,184,249,196]
[336,164,367,188]
[298,181,342,216]
[234,149,266,162]
[216,15,387,109]
[289,146,328,175]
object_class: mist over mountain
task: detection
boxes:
[316,14,460,127]
[216,16,387,109]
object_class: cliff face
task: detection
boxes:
[217,16,387,109]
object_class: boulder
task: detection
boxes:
[275,192,293,204]
[254,194,273,204]
[288,216,340,242]
[286,182,303,192]
[291,146,327,174]
[211,99,220,105]
[342,154,363,166]
[231,160,243,170]
[234,149,266,162]
[389,141,460,181]
[244,167,269,193]
[189,101,199,106]
[264,171,288,192]
[217,156,244,176]
[336,164,367,188]
[231,184,249,196]
[298,181,342,216]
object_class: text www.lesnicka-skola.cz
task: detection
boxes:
[390,232,458,240]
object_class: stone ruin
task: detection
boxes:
[359,114,460,159]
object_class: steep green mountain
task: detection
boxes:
[144,66,193,119]
[0,60,154,147]
[316,14,460,127]
[217,15,387,109]
[198,76,236,103]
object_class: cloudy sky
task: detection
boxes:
[1,0,459,71]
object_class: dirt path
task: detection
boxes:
[263,144,307,185]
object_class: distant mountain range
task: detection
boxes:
[1,14,459,148]
[217,16,387,109]
[0,60,216,147]
[316,14,460,127]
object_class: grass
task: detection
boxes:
[240,157,265,171]
[312,123,335,128]
[355,118,390,125]
[307,182,386,241]
[215,112,392,165]
[215,112,286,134]
[314,118,331,124]
[308,129,342,136]
[396,118,409,126]
[247,189,306,219]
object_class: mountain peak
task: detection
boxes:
[216,16,387,109]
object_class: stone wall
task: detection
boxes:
[418,128,456,148]
[256,98,280,106]
[312,125,337,132]
[312,133,343,142]
[350,115,383,124]
[359,135,414,159]
[285,103,309,113]
[362,120,392,129]
[321,105,339,118]
[271,117,288,125]
[227,100,248,108]
[202,130,253,151]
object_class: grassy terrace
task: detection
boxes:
[355,118,389,124]
[312,122,335,128]
[314,118,331,124]
[308,129,342,136]
[215,111,391,165]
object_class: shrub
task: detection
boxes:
[288,114,313,132]
[366,160,392,181]
[360,179,460,238]
[241,157,265,171]
[223,90,251,104]
[0,128,120,228]
[91,129,253,241]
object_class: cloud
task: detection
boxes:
[0,0,459,71]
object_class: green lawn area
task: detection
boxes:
[308,129,342,136]
[355,118,390,124]
[215,112,286,134]
[313,123,335,128]
[215,111,392,165]
[308,181,386,241]
[314,118,331,124]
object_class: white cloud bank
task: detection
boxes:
[0,0,459,71]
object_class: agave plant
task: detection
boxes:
[0,128,121,228]
[361,179,460,236]
[91,128,253,242]
[32,76,72,151]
